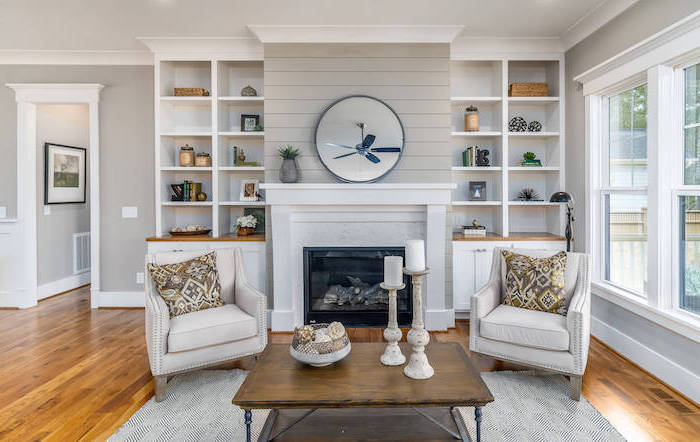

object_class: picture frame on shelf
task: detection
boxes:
[241,114,260,132]
[239,179,260,201]
[469,181,486,201]
[44,143,87,204]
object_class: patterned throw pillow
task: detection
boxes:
[147,252,224,318]
[501,250,568,316]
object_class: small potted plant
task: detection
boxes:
[236,215,258,236]
[521,152,542,167]
[278,145,300,183]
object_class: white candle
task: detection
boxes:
[384,256,403,286]
[405,239,425,272]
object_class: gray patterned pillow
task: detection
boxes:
[147,252,224,317]
[501,250,568,315]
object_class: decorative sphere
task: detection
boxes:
[509,116,527,132]
[528,121,542,132]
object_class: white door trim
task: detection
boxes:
[6,83,104,308]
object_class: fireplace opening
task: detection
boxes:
[303,247,412,327]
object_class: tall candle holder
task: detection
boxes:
[379,282,406,366]
[403,268,434,379]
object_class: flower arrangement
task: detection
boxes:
[236,215,257,236]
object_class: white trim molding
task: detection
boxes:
[37,273,91,301]
[592,316,700,404]
[5,83,103,309]
[138,37,263,60]
[247,25,464,44]
[98,291,145,308]
[574,10,700,95]
[560,0,639,50]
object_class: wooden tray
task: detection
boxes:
[168,229,211,236]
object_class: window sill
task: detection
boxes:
[592,281,700,343]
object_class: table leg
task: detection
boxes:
[244,409,252,442]
[474,407,482,442]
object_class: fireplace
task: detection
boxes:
[303,247,413,327]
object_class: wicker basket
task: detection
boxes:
[508,82,549,97]
[290,323,351,367]
[174,87,210,97]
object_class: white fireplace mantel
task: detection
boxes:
[263,183,455,332]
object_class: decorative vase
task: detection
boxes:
[280,158,299,183]
[238,226,254,236]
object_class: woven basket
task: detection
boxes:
[174,87,209,97]
[508,82,549,97]
[291,323,349,355]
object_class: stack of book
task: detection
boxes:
[462,225,487,237]
[520,159,542,167]
[462,146,486,167]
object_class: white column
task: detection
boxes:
[17,102,38,308]
[270,205,294,330]
[89,101,101,308]
[425,204,449,330]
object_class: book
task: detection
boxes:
[236,162,260,167]
[520,159,542,167]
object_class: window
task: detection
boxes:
[603,84,648,295]
[680,63,700,316]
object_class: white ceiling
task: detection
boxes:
[0,0,636,51]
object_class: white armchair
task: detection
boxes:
[469,247,591,400]
[145,247,267,401]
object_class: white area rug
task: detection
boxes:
[110,369,625,442]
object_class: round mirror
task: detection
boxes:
[315,95,404,183]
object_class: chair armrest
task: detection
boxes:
[233,248,267,330]
[471,281,501,319]
[144,276,170,375]
[566,255,592,375]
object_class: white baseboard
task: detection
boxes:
[270,310,295,332]
[0,289,36,309]
[591,316,700,404]
[37,273,90,300]
[425,309,454,331]
[98,291,144,308]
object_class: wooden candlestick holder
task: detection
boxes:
[403,268,434,379]
[379,282,406,366]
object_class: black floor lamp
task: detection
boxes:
[550,192,574,252]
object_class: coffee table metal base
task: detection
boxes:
[245,406,483,442]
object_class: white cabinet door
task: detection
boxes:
[473,248,493,295]
[452,245,476,311]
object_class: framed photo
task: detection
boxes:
[44,143,86,204]
[469,181,486,201]
[240,114,260,132]
[240,179,259,201]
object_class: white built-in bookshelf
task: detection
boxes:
[154,59,265,237]
[449,58,565,237]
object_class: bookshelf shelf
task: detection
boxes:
[218,131,265,137]
[160,166,212,172]
[451,166,502,171]
[452,201,502,206]
[451,131,502,137]
[219,166,264,171]
[162,201,213,207]
[219,201,266,206]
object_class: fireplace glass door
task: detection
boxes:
[303,247,412,327]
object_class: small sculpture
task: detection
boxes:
[240,85,258,97]
[517,187,542,201]
[196,192,207,201]
[296,324,316,344]
[237,148,246,164]
[472,218,484,228]
[476,149,490,167]
[327,322,346,340]
[528,120,542,132]
[509,116,527,132]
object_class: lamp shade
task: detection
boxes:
[550,191,573,204]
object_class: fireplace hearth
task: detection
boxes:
[303,247,412,327]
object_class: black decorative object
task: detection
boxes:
[509,116,527,132]
[240,85,258,96]
[476,149,490,167]
[241,114,260,132]
[550,191,575,252]
[517,188,542,201]
[528,120,542,132]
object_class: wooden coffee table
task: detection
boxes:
[233,342,493,442]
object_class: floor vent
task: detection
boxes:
[73,232,90,275]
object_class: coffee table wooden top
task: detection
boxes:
[233,342,493,410]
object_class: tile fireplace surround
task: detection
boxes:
[262,183,455,331]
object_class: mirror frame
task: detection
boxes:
[314,95,405,183]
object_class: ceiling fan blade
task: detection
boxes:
[362,134,376,148]
[371,147,401,152]
[364,152,381,163]
[333,152,358,160]
[325,142,357,150]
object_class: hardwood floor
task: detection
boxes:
[0,286,698,441]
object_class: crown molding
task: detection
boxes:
[0,50,152,65]
[247,25,464,43]
[451,37,564,60]
[574,10,700,95]
[6,83,104,103]
[137,37,263,60]
[561,0,639,51]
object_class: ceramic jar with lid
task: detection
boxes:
[195,152,211,167]
[179,144,195,167]
[464,106,479,132]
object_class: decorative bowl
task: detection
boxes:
[289,322,351,367]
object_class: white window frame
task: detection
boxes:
[579,16,700,341]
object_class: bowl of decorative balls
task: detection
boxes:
[289,322,351,367]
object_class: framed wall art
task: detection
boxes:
[44,143,86,204]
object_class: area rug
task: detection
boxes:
[109,369,625,442]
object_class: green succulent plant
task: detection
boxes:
[523,151,537,161]
[278,145,300,159]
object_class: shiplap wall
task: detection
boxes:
[263,43,454,309]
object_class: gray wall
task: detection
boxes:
[565,0,700,390]
[36,104,90,285]
[262,43,452,307]
[0,65,154,292]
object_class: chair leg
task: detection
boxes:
[569,375,582,401]
[154,375,168,402]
